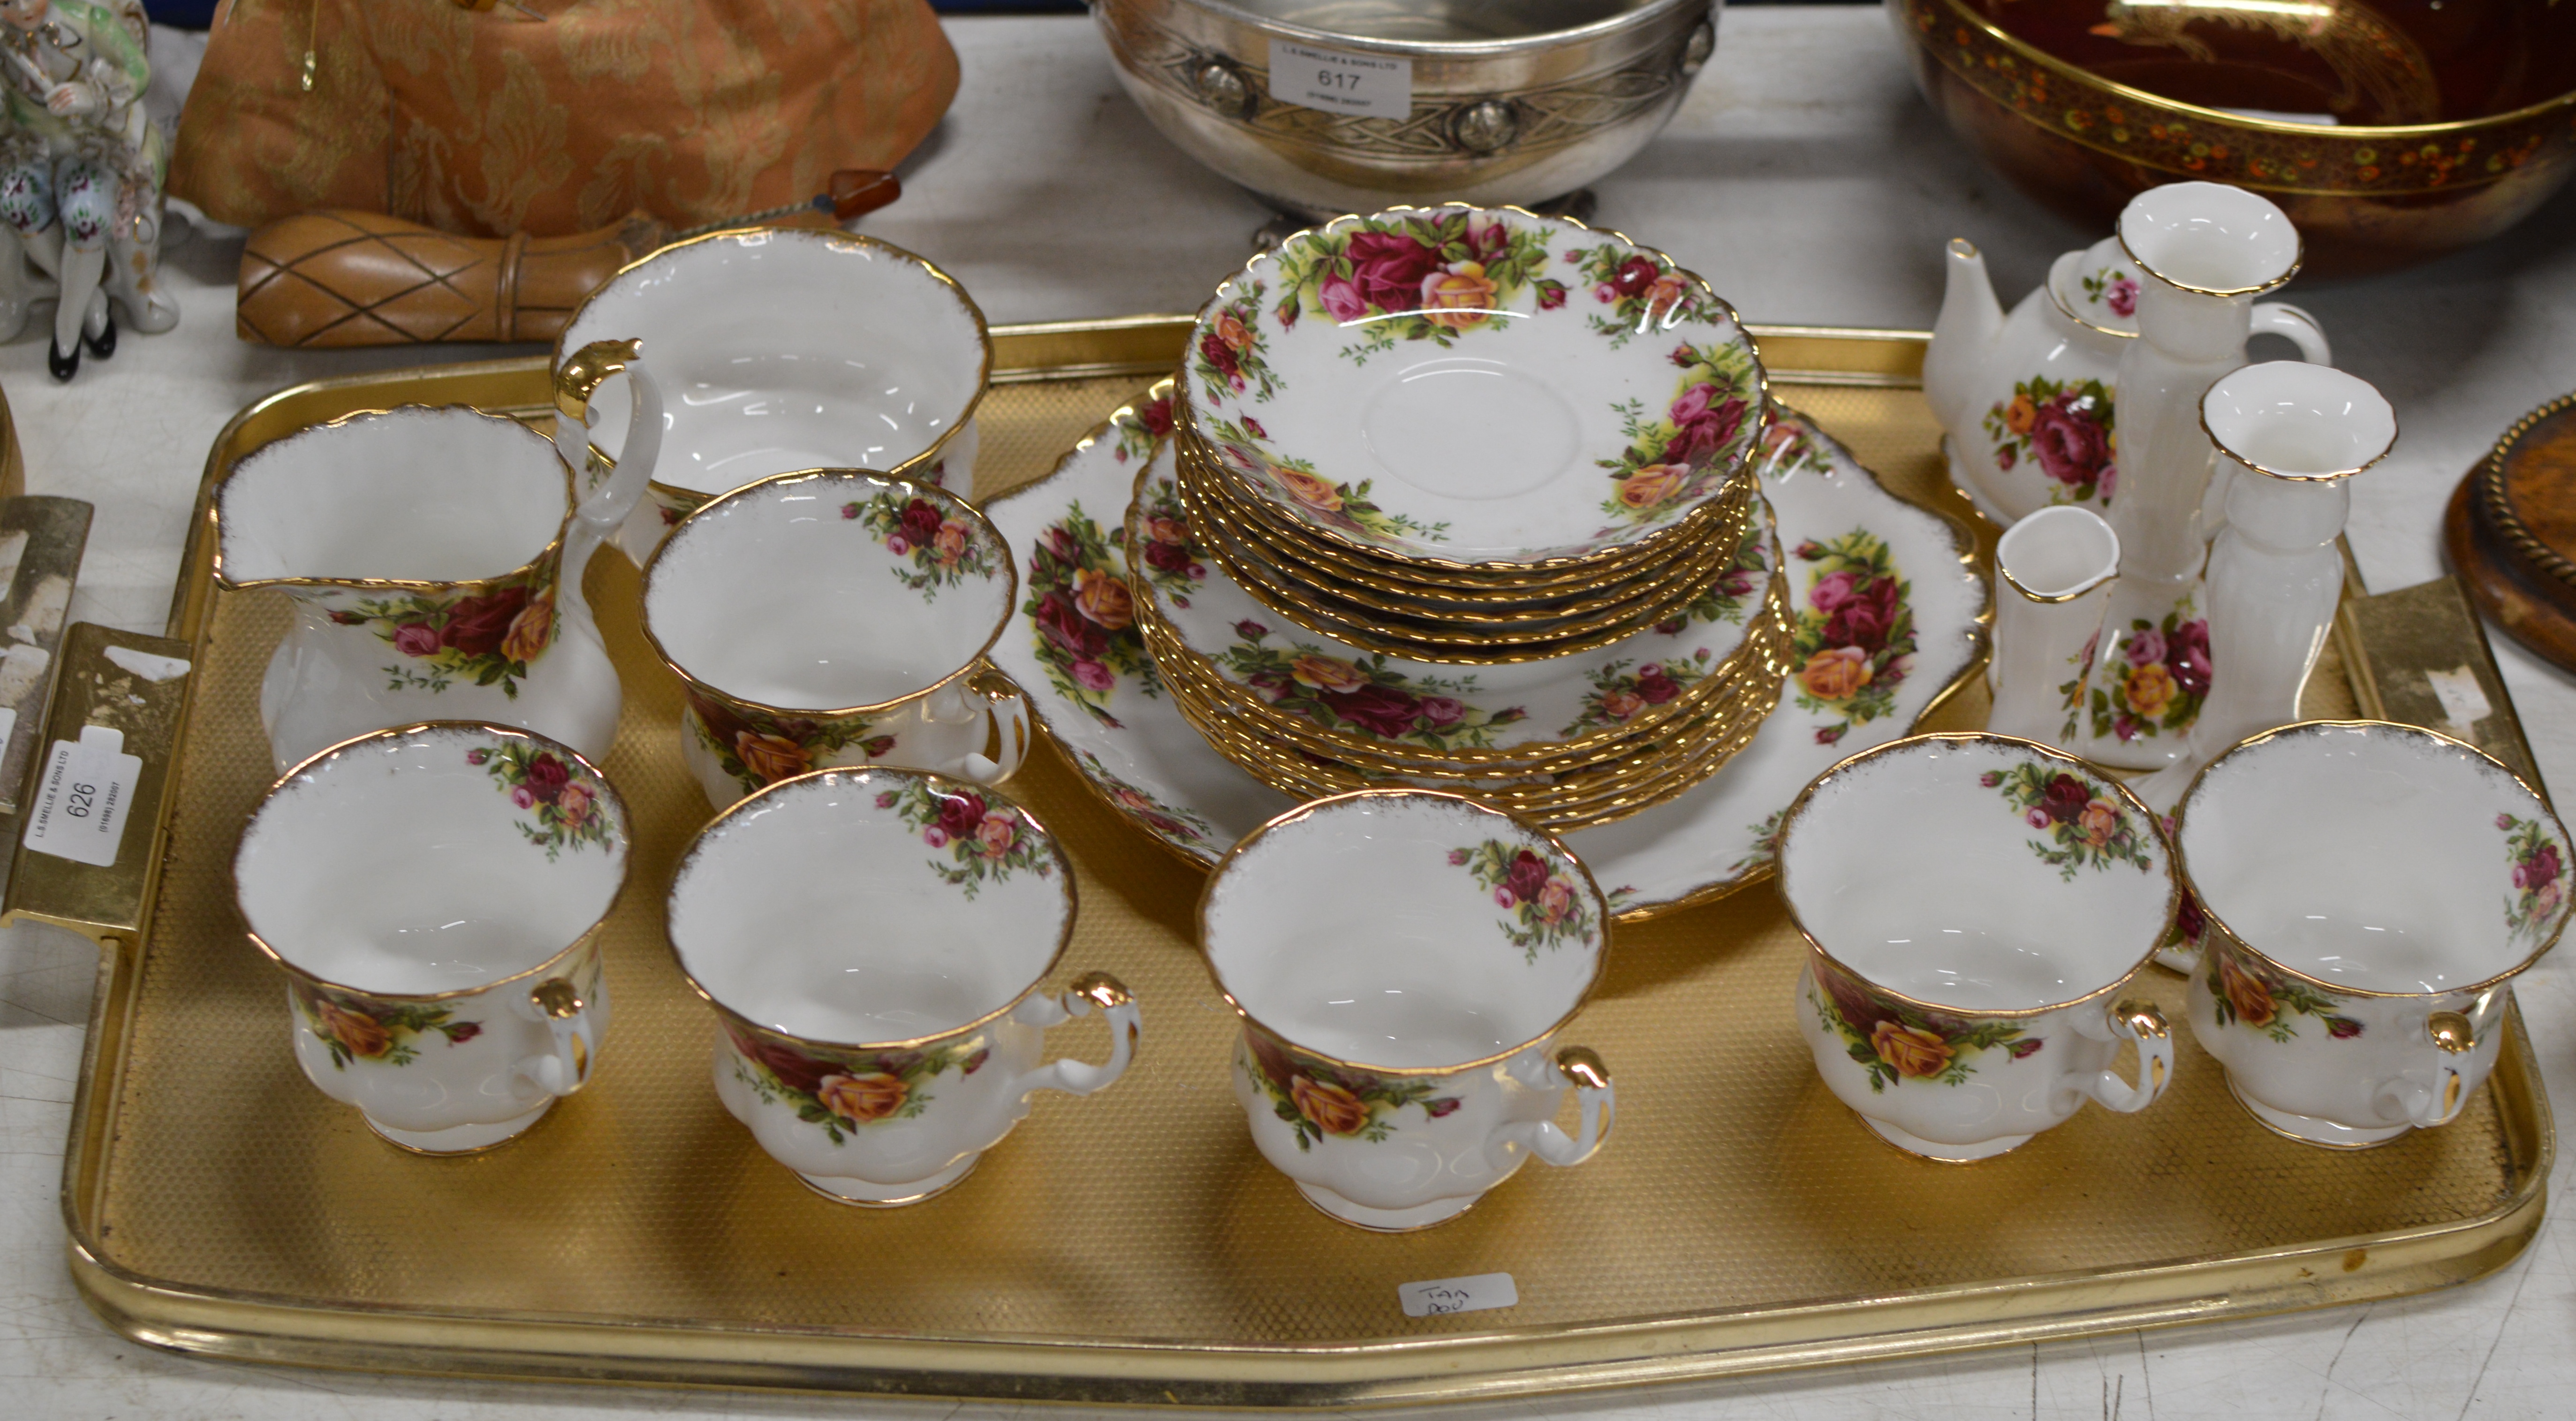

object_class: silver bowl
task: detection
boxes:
[1095,0,1716,220]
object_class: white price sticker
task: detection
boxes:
[1398,1272,1518,1319]
[23,723,140,868]
[1268,40,1411,118]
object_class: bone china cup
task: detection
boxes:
[234,723,629,1155]
[556,228,992,563]
[1777,733,2178,1162]
[668,768,1140,1205]
[641,470,1030,808]
[2177,721,2572,1149]
[1199,790,1616,1231]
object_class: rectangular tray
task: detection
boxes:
[22,320,2551,1407]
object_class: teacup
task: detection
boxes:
[234,722,629,1154]
[555,228,991,563]
[1199,790,1616,1231]
[2176,720,2571,1148]
[1776,733,2177,1162]
[641,470,1030,808]
[668,767,1139,1205]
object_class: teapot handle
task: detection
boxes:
[554,338,666,565]
[2249,303,2331,366]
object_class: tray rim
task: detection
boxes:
[51,317,2555,1408]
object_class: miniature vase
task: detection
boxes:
[216,341,666,773]
[2071,182,2322,770]
[1987,506,2119,747]
[2133,363,2395,813]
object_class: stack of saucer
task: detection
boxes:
[1121,205,1796,829]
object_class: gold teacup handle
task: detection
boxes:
[2083,1000,2173,1114]
[1498,1046,1614,1170]
[1007,971,1141,1098]
[553,337,665,548]
[949,664,1031,785]
[521,976,597,1097]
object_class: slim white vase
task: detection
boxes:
[1987,506,2119,747]
[2072,182,2325,770]
[2133,362,2395,814]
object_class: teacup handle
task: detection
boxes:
[516,976,599,1098]
[938,665,1031,785]
[2249,303,2331,365]
[2377,1010,2477,1129]
[554,337,667,557]
[2080,1000,2173,1114]
[1007,972,1141,1099]
[1491,1046,1615,1169]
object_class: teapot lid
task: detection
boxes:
[2048,236,2140,339]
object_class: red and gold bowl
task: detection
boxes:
[1892,0,2576,276]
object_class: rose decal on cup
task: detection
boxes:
[292,980,485,1071]
[2502,813,2565,948]
[1453,840,1596,961]
[1238,1026,1462,1152]
[875,779,1061,899]
[325,553,561,700]
[845,491,1003,598]
[723,1022,991,1146]
[685,691,894,798]
[1981,762,2159,880]
[1806,958,2042,1094]
[467,739,617,860]
[2203,937,2365,1044]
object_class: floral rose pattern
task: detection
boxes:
[1787,530,1916,746]
[877,780,1058,899]
[2502,813,2566,949]
[1653,516,1773,634]
[687,691,892,798]
[1191,286,1284,402]
[1558,652,1713,737]
[1069,746,1216,850]
[1024,500,1160,728]
[2080,265,2139,321]
[2074,606,2211,745]
[725,1022,990,1145]
[1110,391,1173,464]
[1982,375,2117,506]
[1594,339,1762,528]
[467,739,616,859]
[1263,211,1565,366]
[1210,620,1527,752]
[1197,412,1448,546]
[1453,839,1595,961]
[1238,1025,1460,1151]
[1982,762,2158,881]
[293,979,484,1070]
[1561,241,1719,349]
[1129,476,1207,608]
[2204,936,2363,1044]
[845,491,1001,599]
[326,555,559,700]
[1809,957,2038,1094]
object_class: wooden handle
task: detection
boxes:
[236,210,665,348]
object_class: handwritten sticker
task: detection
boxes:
[2425,666,2493,739]
[1399,1272,1518,1318]
[1268,40,1411,119]
[23,723,140,868]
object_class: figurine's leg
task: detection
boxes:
[53,161,114,370]
[0,160,43,343]
[0,158,58,276]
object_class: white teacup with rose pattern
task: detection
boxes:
[1776,733,2177,1162]
[1199,790,1615,1231]
[669,767,1139,1205]
[234,722,629,1154]
[2177,721,2573,1148]
[642,470,1030,809]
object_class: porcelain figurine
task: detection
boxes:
[555,228,991,565]
[1199,790,1616,1231]
[639,470,1030,809]
[2176,721,2570,1148]
[1925,233,2326,528]
[1775,733,2177,1161]
[2135,363,2395,813]
[1986,505,2117,747]
[2071,182,2313,770]
[234,723,628,1154]
[667,767,1139,1205]
[214,340,664,774]
[0,0,177,380]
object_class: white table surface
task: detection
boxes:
[7,8,2576,1417]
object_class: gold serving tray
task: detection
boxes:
[17,319,2551,1407]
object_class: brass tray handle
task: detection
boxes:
[523,975,600,1095]
[2381,1007,2481,1129]
[2083,1000,2175,1114]
[1008,970,1142,1097]
[1493,1045,1616,1170]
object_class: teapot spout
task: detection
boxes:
[1924,238,2003,436]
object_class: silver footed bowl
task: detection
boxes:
[1095,0,1715,220]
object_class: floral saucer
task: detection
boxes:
[1185,205,1766,569]
[985,390,1987,911]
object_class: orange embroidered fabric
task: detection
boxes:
[169,0,958,237]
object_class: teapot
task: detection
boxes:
[1924,236,2328,526]
[214,340,665,774]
